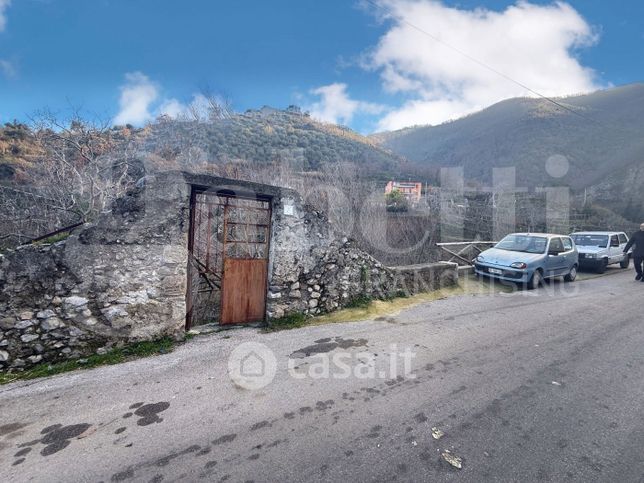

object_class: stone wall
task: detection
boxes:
[259,188,458,319]
[0,171,458,371]
[0,171,191,371]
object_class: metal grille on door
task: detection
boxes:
[187,191,271,328]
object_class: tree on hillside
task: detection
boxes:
[385,189,409,213]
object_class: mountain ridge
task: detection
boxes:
[372,83,644,220]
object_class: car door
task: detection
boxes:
[618,233,629,258]
[545,237,565,276]
[561,236,576,271]
[609,234,621,263]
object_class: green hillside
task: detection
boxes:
[373,84,644,220]
[146,107,405,178]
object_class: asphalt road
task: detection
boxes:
[1,268,643,483]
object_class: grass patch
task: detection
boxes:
[264,275,507,332]
[264,312,309,332]
[343,294,373,309]
[0,337,176,385]
[311,275,512,326]
[33,231,72,245]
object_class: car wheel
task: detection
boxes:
[527,270,543,290]
[620,254,630,269]
[596,258,608,274]
[564,265,577,282]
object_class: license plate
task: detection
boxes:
[488,268,503,275]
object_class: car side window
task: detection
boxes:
[610,235,619,247]
[618,233,628,244]
[562,237,573,251]
[549,238,564,253]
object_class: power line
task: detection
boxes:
[363,0,603,125]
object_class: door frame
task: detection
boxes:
[186,185,273,330]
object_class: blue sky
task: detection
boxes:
[0,0,643,133]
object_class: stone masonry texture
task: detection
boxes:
[0,171,457,371]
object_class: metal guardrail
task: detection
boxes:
[436,241,497,266]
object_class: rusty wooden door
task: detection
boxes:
[220,196,271,325]
[221,259,268,324]
[187,191,271,328]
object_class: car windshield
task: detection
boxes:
[572,234,608,247]
[495,235,547,254]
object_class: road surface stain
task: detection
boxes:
[134,402,170,426]
[212,433,237,445]
[13,422,92,465]
[290,337,368,358]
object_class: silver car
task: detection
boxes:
[474,233,579,289]
[570,231,631,273]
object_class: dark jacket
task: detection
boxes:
[624,230,644,257]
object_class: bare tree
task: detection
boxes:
[29,109,142,224]
[0,109,145,248]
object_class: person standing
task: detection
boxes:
[624,223,644,281]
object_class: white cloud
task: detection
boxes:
[114,72,228,125]
[307,83,385,125]
[1,3,15,79]
[0,0,10,32]
[113,72,159,126]
[368,0,601,130]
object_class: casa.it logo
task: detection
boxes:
[228,342,277,390]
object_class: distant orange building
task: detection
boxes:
[385,181,423,205]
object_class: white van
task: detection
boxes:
[570,231,631,273]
